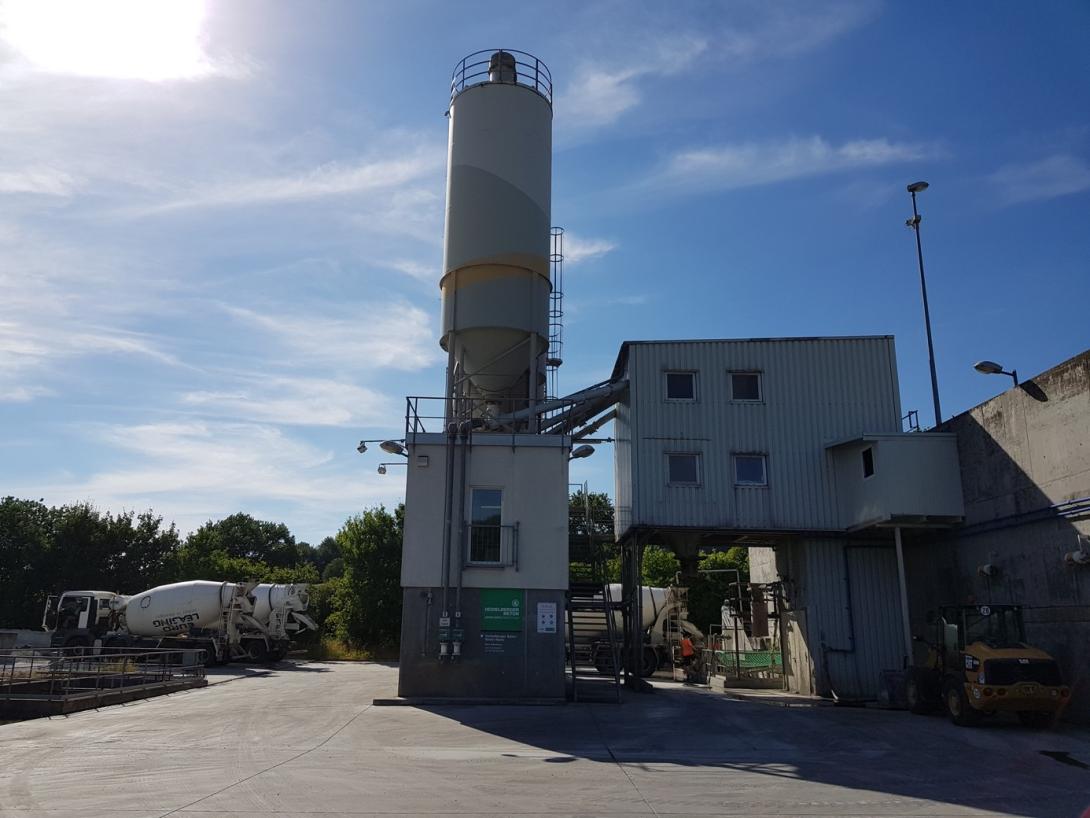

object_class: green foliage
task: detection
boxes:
[332,505,404,647]
[686,548,750,634]
[183,513,306,568]
[321,557,345,581]
[568,490,617,584]
[641,545,681,587]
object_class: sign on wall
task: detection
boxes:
[481,589,524,632]
[536,601,557,633]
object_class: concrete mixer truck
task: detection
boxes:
[573,584,704,677]
[42,580,316,664]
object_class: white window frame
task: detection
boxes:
[663,370,698,403]
[467,486,504,566]
[729,371,763,402]
[861,446,876,480]
[733,453,768,487]
[666,452,702,487]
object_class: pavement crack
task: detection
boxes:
[153,704,373,817]
[588,706,660,817]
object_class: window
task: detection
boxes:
[667,453,701,486]
[861,446,875,479]
[469,488,503,564]
[730,372,762,401]
[734,454,767,486]
[664,371,697,401]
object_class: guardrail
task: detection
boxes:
[451,49,552,105]
[0,646,206,706]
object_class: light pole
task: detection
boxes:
[906,181,942,427]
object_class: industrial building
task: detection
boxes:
[611,337,964,699]
[392,48,1087,712]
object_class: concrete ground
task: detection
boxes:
[1,663,1088,818]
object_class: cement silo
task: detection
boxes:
[440,49,553,416]
[396,51,572,701]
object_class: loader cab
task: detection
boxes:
[938,605,1026,654]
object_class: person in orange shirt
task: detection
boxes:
[680,634,695,665]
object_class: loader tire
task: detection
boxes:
[943,679,981,727]
[905,670,936,714]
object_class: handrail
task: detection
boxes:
[451,49,552,105]
[0,647,206,704]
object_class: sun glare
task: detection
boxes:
[1,0,215,81]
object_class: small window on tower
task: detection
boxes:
[730,372,762,402]
[665,371,697,401]
[734,454,768,486]
[862,447,875,479]
[667,453,701,486]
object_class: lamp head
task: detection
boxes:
[356,441,367,454]
[907,181,929,193]
[380,440,406,456]
[377,465,387,475]
[570,444,595,461]
[974,360,1004,375]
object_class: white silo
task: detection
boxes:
[441,50,553,415]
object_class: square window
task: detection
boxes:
[861,447,875,479]
[469,488,502,563]
[730,372,762,401]
[667,453,701,485]
[665,371,697,401]
[734,454,767,486]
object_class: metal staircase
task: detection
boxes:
[566,582,622,703]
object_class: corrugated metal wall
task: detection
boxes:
[801,539,905,699]
[614,337,902,535]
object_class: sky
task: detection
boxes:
[1,1,1088,545]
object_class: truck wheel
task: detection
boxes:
[63,635,90,656]
[1017,711,1056,729]
[640,647,659,678]
[943,680,980,727]
[905,670,935,714]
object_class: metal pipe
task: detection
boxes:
[894,527,913,669]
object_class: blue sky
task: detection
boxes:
[1,0,1087,544]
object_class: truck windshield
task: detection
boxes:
[963,608,1024,648]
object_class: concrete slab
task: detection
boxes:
[0,662,1088,817]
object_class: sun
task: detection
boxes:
[0,0,215,81]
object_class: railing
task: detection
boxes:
[451,49,552,105]
[464,522,520,570]
[405,394,582,439]
[0,646,206,704]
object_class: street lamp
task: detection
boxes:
[377,462,408,475]
[974,360,1018,386]
[906,180,942,427]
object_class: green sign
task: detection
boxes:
[481,589,524,632]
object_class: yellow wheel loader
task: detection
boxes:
[904,604,1070,728]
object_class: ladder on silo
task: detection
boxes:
[546,227,564,401]
[566,583,621,703]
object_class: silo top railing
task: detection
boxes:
[451,49,552,105]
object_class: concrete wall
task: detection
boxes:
[830,433,964,529]
[613,337,903,539]
[913,350,1090,721]
[401,433,570,590]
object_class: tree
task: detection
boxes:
[569,490,616,583]
[313,536,341,573]
[183,513,302,567]
[333,504,404,647]
[641,545,681,587]
[687,548,750,635]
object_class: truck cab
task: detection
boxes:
[43,590,123,649]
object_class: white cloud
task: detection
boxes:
[649,136,928,194]
[562,234,618,265]
[139,147,445,215]
[384,258,437,283]
[558,35,708,130]
[0,166,81,196]
[181,376,395,427]
[224,302,439,372]
[556,2,875,131]
[31,420,403,539]
[988,154,1090,205]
